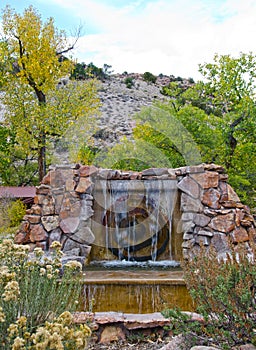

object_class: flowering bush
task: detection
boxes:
[0,239,91,349]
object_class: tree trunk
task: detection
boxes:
[38,132,46,182]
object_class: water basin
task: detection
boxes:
[80,263,193,313]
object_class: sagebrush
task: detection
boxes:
[163,239,256,349]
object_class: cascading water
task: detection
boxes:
[83,178,191,313]
[91,179,178,263]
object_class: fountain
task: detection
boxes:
[90,179,179,262]
[15,164,256,313]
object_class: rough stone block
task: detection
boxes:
[211,233,230,253]
[30,224,48,242]
[49,228,62,246]
[208,212,235,233]
[79,165,98,177]
[181,193,203,213]
[202,188,221,209]
[72,226,95,244]
[231,227,249,243]
[193,214,211,227]
[197,229,213,237]
[191,171,219,189]
[76,177,93,193]
[41,215,59,232]
[60,217,80,234]
[177,176,200,199]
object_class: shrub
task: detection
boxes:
[163,240,256,349]
[0,239,90,349]
[7,199,26,227]
[124,76,134,89]
[0,198,26,240]
[142,71,157,84]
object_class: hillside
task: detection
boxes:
[55,72,194,163]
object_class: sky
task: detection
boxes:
[1,0,256,80]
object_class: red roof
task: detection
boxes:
[0,186,36,198]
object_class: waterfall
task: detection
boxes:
[92,179,178,261]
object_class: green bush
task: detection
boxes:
[7,199,26,227]
[0,198,26,240]
[0,239,90,349]
[142,71,157,84]
[124,76,134,89]
[163,240,256,349]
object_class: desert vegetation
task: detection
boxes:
[0,239,91,349]
[163,239,256,348]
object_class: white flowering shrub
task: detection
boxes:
[0,239,90,349]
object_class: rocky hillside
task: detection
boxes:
[95,73,193,147]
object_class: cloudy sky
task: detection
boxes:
[2,0,256,80]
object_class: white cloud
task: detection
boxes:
[41,0,256,79]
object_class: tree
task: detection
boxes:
[198,53,256,168]
[134,53,256,206]
[0,6,100,182]
[104,53,256,207]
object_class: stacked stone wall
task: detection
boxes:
[15,163,256,261]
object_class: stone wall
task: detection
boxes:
[15,163,256,261]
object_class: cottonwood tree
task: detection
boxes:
[106,53,256,206]
[0,5,100,182]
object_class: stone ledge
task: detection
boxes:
[73,311,203,327]
[73,311,204,344]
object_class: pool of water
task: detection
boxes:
[86,259,181,271]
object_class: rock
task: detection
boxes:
[190,347,221,350]
[59,217,80,234]
[72,226,95,244]
[158,334,185,350]
[99,325,126,343]
[203,164,225,173]
[60,200,81,219]
[79,165,98,177]
[193,214,211,227]
[202,188,221,209]
[30,205,42,215]
[80,200,94,220]
[124,312,171,329]
[75,177,92,193]
[197,229,213,237]
[181,193,203,213]
[48,168,74,188]
[195,235,210,245]
[41,215,59,232]
[30,224,48,242]
[211,233,230,253]
[208,212,235,233]
[232,345,256,350]
[24,215,41,224]
[49,228,62,245]
[141,167,169,176]
[36,184,51,195]
[227,184,240,202]
[177,176,200,199]
[190,171,219,189]
[231,226,249,243]
[14,231,30,244]
[65,178,75,191]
